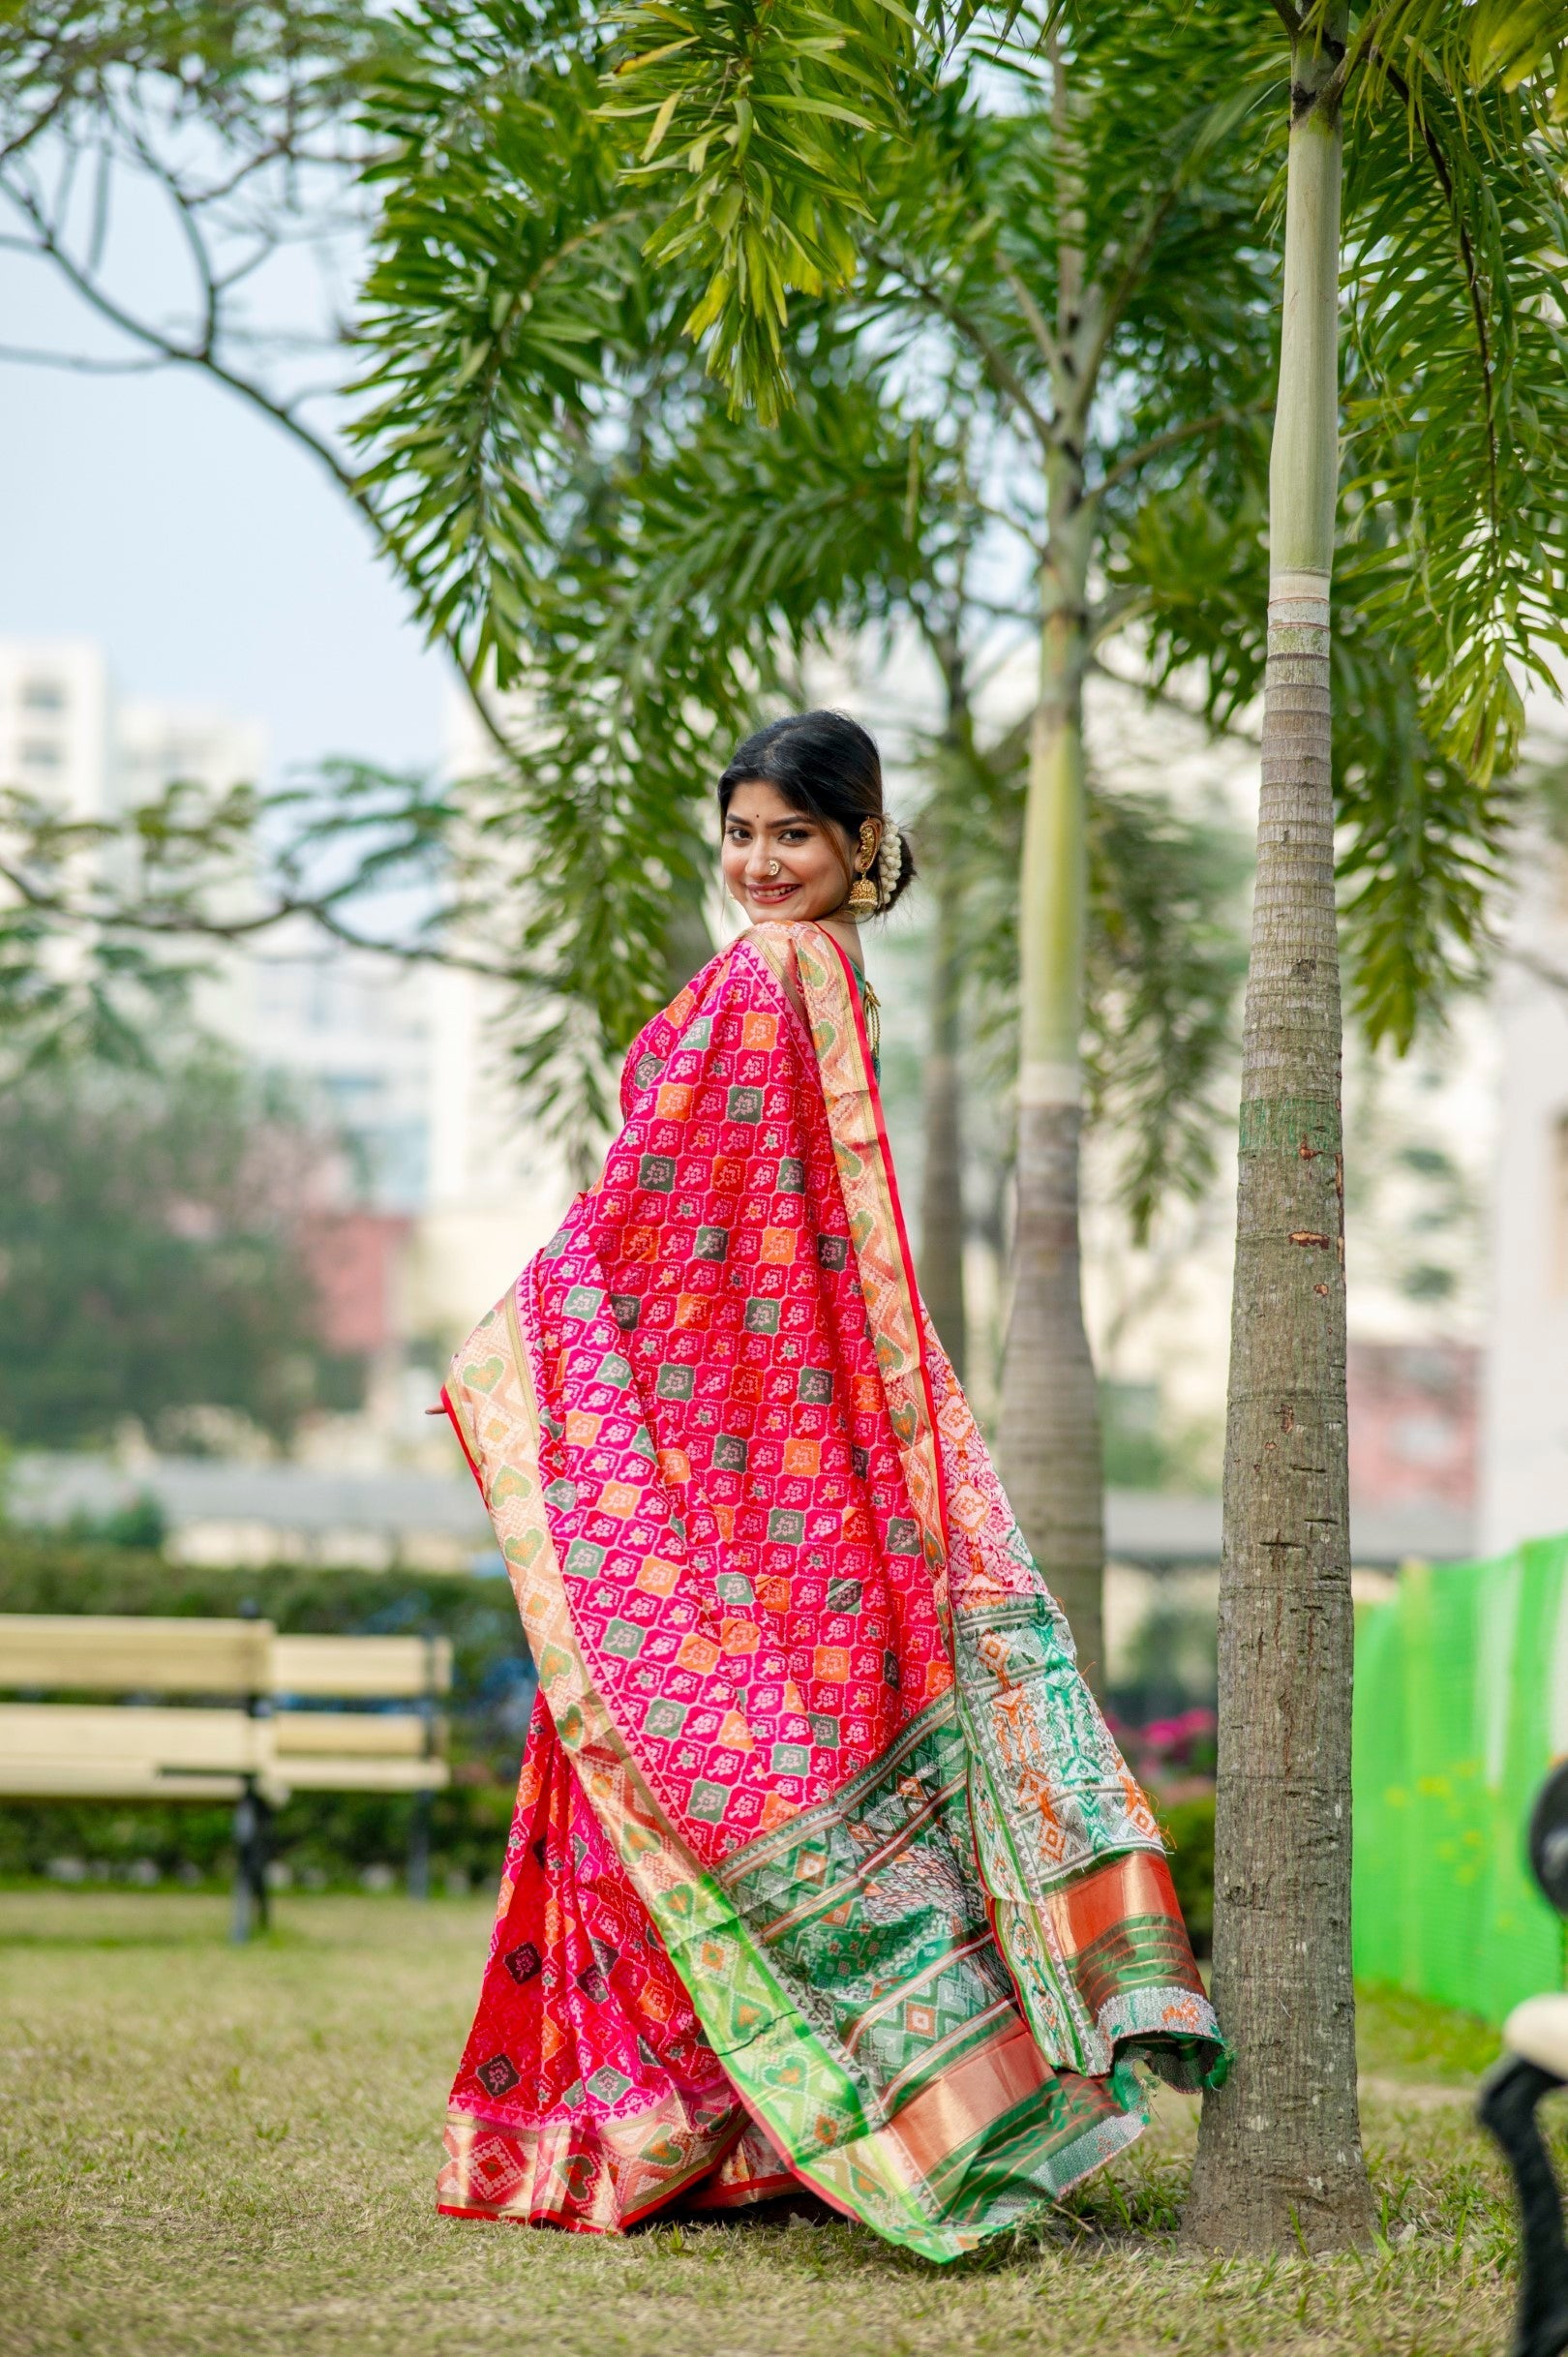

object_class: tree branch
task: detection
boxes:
[1078,182,1182,397]
[1314,0,1401,118]
[993,248,1064,377]
[1087,587,1150,648]
[124,119,220,356]
[0,79,75,169]
[0,856,517,982]
[0,343,166,374]
[864,240,1055,451]
[1092,396,1273,499]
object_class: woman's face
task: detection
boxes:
[721,779,868,926]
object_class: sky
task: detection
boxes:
[0,170,446,785]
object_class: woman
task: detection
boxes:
[437,710,1223,2261]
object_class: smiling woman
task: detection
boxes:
[717,710,914,938]
[436,710,1222,2261]
[722,779,860,922]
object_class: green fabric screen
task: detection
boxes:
[1352,1537,1568,2024]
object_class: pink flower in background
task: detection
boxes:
[1106,1707,1217,1783]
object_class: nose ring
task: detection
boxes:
[767,860,780,877]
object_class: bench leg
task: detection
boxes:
[407,1788,432,1902]
[230,1784,272,1943]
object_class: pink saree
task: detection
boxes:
[437,921,1222,2261]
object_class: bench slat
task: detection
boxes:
[278,1758,449,1793]
[270,1634,452,1699]
[272,1711,436,1759]
[0,1616,273,1695]
[0,1763,248,1800]
[0,1704,272,1772]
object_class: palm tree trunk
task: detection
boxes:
[996,35,1105,1686]
[920,868,968,1380]
[1184,9,1372,2255]
[997,477,1104,1689]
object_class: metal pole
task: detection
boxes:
[253,1790,272,1932]
[230,1782,257,1944]
[231,1600,273,1942]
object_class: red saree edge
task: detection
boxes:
[437,2103,784,2235]
[440,1381,485,1492]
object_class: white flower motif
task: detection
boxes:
[876,817,902,902]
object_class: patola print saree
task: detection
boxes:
[437,920,1222,2261]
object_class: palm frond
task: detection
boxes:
[1340,61,1568,787]
[606,0,914,418]
[350,17,657,686]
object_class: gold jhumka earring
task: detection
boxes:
[846,823,879,915]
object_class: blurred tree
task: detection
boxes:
[0,760,479,1082]
[0,1054,346,1448]
[887,448,1251,1390]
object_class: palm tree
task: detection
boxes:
[909,547,1251,1401]
[608,0,1568,2256]
[1186,0,1568,2255]
[1182,0,1372,2251]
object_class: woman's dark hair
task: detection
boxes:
[717,710,916,913]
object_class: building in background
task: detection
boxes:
[1348,1341,1478,1538]
[0,637,119,820]
[1480,816,1568,1555]
[0,635,266,828]
[0,636,570,1471]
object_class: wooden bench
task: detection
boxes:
[0,1615,452,1937]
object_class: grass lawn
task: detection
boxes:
[0,1890,1534,2356]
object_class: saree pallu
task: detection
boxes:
[438,920,1223,2262]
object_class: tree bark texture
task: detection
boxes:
[920,870,968,1381]
[998,449,1105,1690]
[1184,15,1373,2255]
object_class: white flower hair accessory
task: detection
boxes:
[876,817,902,904]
